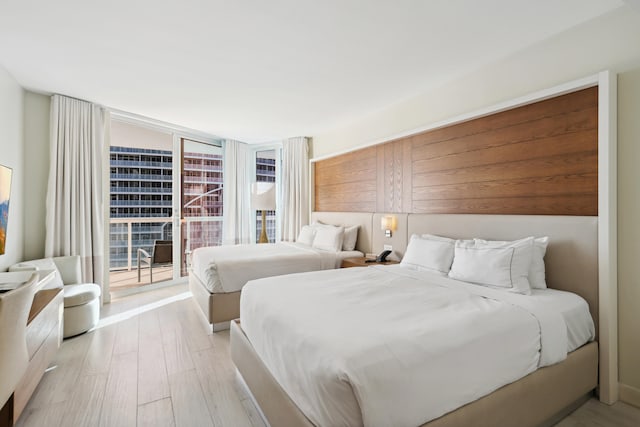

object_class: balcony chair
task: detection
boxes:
[0,273,39,420]
[137,240,173,283]
[9,256,101,339]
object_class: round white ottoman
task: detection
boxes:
[63,284,101,338]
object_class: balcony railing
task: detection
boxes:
[111,200,173,207]
[110,187,172,194]
[183,216,223,256]
[110,173,172,181]
[110,160,173,168]
[109,216,223,273]
[110,217,172,271]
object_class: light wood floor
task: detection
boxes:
[16,283,265,427]
[16,284,640,427]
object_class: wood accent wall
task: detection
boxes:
[314,87,598,215]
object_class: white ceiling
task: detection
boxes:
[0,0,625,143]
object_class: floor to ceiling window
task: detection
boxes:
[108,119,223,291]
[109,122,175,289]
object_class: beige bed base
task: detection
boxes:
[189,272,240,331]
[231,320,598,427]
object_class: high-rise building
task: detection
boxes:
[109,145,276,271]
[110,146,174,269]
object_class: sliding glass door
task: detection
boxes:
[108,120,224,290]
[109,121,175,289]
[180,138,224,276]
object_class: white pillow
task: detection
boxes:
[342,225,359,251]
[475,236,549,289]
[401,234,455,276]
[297,225,316,246]
[448,236,534,295]
[312,225,345,252]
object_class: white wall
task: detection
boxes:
[312,6,640,158]
[311,5,640,406]
[0,65,24,270]
[111,119,173,151]
[23,91,50,260]
[617,69,640,404]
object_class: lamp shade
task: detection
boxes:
[251,182,276,211]
[380,215,397,231]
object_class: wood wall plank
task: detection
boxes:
[313,86,598,216]
[412,195,597,216]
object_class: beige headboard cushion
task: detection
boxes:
[310,212,373,254]
[407,214,599,338]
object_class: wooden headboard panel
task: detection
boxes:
[314,87,598,216]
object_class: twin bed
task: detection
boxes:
[188,213,373,331]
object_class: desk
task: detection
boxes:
[0,270,55,293]
[0,270,62,427]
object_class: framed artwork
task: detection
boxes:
[0,164,12,255]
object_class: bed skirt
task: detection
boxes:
[230,319,598,427]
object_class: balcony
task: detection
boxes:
[110,160,173,168]
[110,173,172,181]
[109,216,222,289]
[110,200,173,207]
[110,266,173,289]
[110,186,172,194]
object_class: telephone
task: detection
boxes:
[366,250,392,263]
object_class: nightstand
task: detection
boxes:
[340,257,400,268]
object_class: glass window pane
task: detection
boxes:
[181,139,224,276]
[255,149,276,243]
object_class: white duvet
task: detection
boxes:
[191,242,362,293]
[240,265,595,427]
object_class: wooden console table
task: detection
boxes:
[13,287,63,424]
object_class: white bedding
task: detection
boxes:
[191,241,362,293]
[240,265,595,427]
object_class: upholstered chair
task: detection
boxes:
[10,256,101,338]
[0,273,39,412]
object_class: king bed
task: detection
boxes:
[230,213,600,427]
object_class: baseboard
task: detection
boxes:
[619,383,640,408]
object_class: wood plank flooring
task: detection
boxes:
[16,284,264,427]
[16,284,640,427]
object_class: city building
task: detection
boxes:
[109,145,276,271]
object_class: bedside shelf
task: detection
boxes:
[341,257,400,268]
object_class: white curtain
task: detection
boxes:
[222,140,252,245]
[45,95,109,286]
[280,137,309,241]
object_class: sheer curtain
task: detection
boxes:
[45,95,109,287]
[222,139,252,245]
[280,136,309,241]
